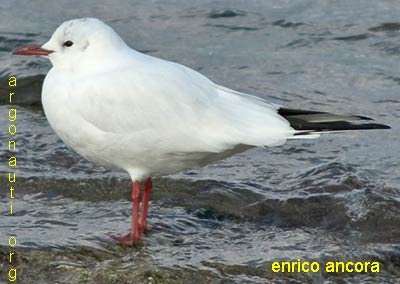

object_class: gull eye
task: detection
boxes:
[63,40,73,47]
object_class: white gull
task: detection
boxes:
[13,18,390,245]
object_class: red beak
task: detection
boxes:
[13,45,53,56]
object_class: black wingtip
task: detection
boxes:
[354,115,374,121]
[278,108,327,116]
[376,124,391,130]
[278,107,391,132]
[354,122,391,130]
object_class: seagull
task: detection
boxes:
[13,18,390,245]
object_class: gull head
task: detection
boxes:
[13,18,128,68]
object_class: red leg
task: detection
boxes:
[131,180,141,241]
[113,180,142,245]
[140,178,152,232]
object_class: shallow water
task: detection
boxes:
[0,0,399,283]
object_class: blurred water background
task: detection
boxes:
[0,0,399,283]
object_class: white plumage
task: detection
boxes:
[40,18,294,180]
